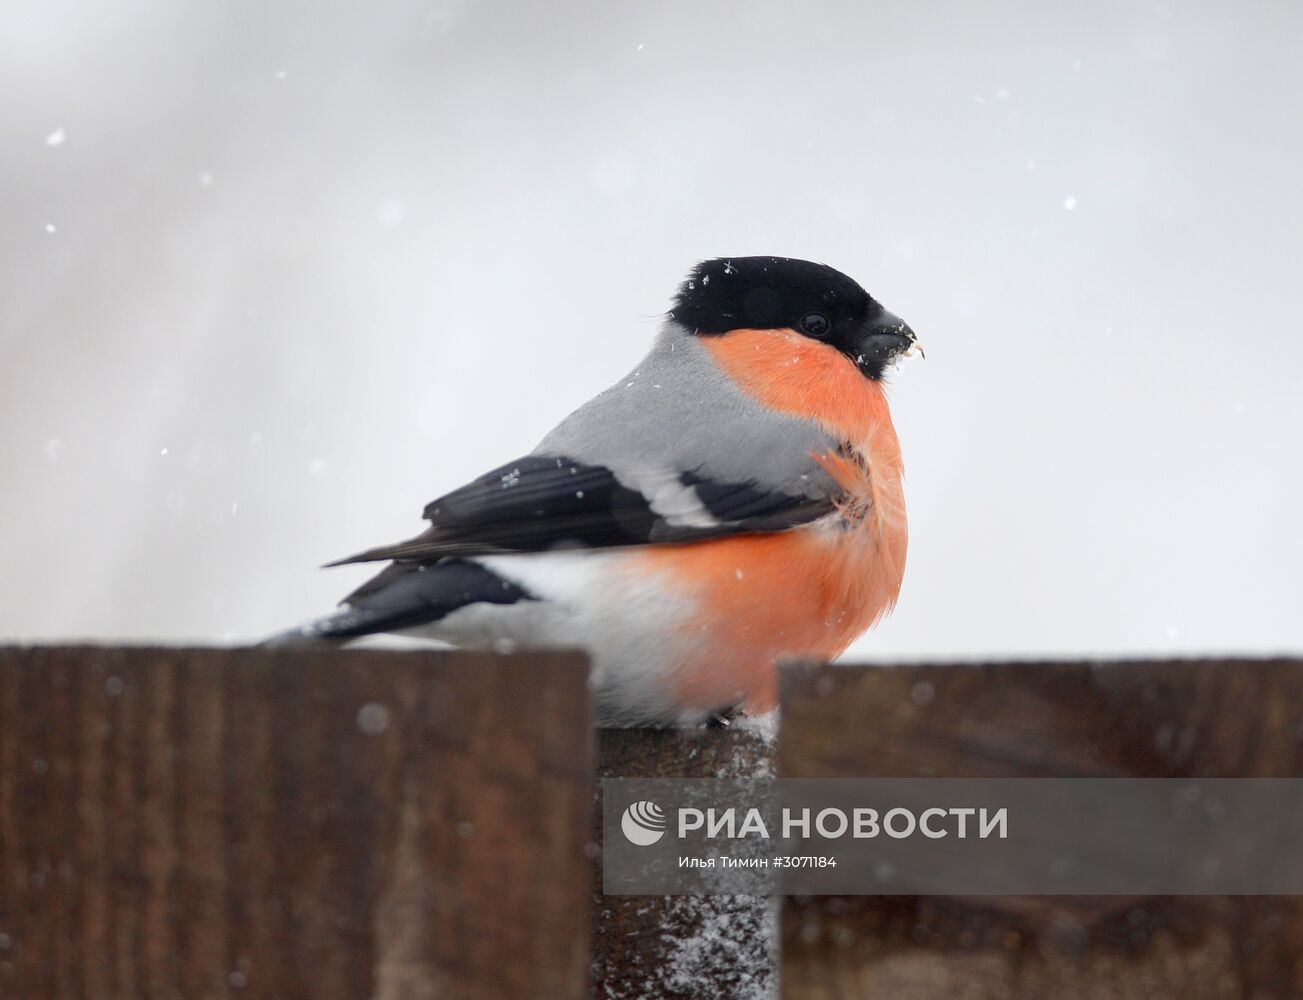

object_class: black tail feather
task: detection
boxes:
[263,559,535,646]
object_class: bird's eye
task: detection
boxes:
[800,312,831,337]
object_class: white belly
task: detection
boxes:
[396,551,701,726]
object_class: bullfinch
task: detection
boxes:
[267,256,919,727]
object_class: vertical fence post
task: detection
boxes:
[591,727,777,999]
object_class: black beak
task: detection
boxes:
[854,310,921,377]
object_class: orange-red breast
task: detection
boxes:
[267,257,919,727]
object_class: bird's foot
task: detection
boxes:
[705,706,747,729]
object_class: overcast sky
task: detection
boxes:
[3,1,1300,661]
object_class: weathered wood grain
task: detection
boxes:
[0,645,593,1000]
[779,658,1303,1000]
[591,727,775,1000]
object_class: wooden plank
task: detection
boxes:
[592,727,776,1000]
[0,645,593,1000]
[778,658,1303,1000]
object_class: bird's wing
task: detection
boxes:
[327,329,848,566]
[326,452,838,565]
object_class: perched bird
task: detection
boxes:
[269,257,919,727]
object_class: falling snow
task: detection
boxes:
[356,702,391,735]
[910,680,936,706]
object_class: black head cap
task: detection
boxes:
[669,256,917,380]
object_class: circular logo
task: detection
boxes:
[620,800,667,846]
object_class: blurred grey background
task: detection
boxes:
[3,1,1300,658]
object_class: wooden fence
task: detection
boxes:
[0,647,592,999]
[779,658,1303,1000]
[2,647,1302,998]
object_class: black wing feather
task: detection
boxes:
[326,453,835,566]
